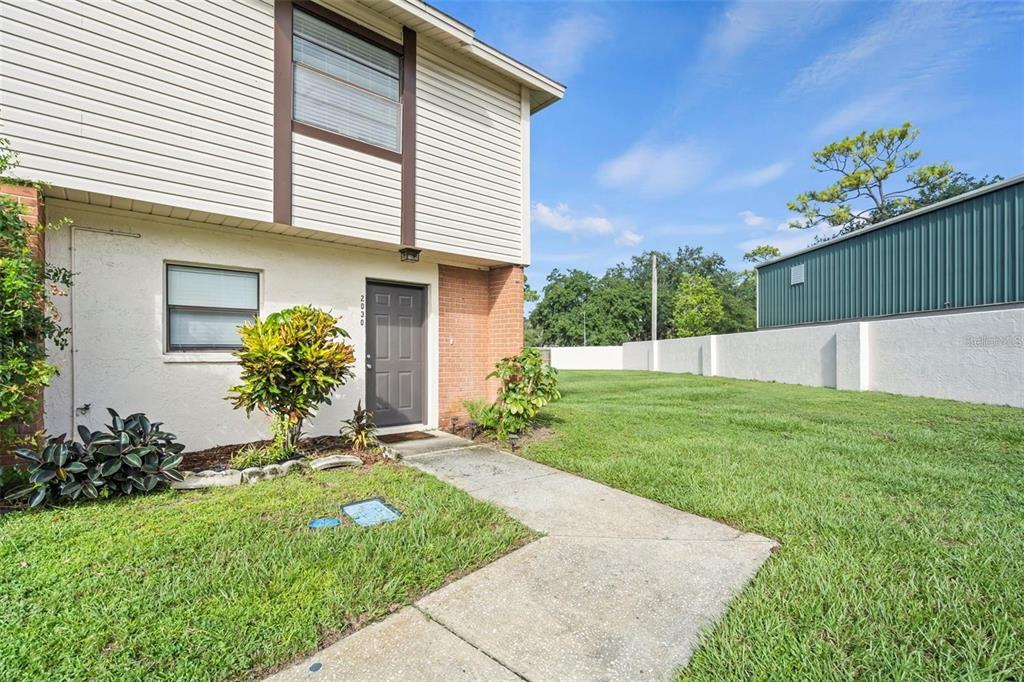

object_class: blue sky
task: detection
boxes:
[433,0,1024,284]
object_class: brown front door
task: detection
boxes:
[366,282,425,426]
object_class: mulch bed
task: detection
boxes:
[450,425,555,451]
[379,431,436,443]
[183,435,350,472]
[182,425,550,473]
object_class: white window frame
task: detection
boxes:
[164,262,261,353]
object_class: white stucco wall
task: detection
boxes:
[44,202,441,449]
[549,307,1024,408]
[546,345,623,370]
[713,323,861,389]
[655,336,712,376]
[868,308,1023,406]
[622,341,652,370]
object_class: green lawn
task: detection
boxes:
[0,466,531,681]
[526,370,1023,680]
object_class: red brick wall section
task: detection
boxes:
[1,184,44,253]
[437,263,525,428]
[486,264,525,374]
[1,185,46,464]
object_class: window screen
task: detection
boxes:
[166,265,258,351]
[293,8,401,152]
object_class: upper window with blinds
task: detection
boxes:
[293,8,401,153]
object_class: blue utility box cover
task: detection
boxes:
[342,498,402,527]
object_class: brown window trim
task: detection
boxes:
[292,121,402,164]
[274,0,416,248]
[400,26,416,247]
[273,0,293,226]
[293,0,402,54]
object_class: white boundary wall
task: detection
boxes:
[545,345,623,370]
[549,307,1024,408]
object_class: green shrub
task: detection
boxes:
[0,137,72,450]
[465,348,561,441]
[0,461,29,493]
[7,435,95,507]
[227,306,356,451]
[229,444,279,470]
[464,399,500,434]
[229,415,293,469]
[5,409,185,507]
[340,400,380,453]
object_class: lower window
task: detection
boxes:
[166,264,259,351]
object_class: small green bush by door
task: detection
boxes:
[5,409,185,507]
[466,347,560,440]
[228,306,356,451]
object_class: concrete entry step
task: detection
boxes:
[388,431,475,458]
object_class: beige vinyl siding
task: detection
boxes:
[0,0,274,220]
[415,45,524,262]
[291,132,401,242]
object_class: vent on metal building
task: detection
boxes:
[790,263,805,285]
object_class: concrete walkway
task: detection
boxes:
[266,434,776,682]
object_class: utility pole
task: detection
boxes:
[651,253,658,371]
[583,306,587,346]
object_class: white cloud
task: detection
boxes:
[533,202,641,248]
[596,141,711,196]
[615,230,643,247]
[788,1,1022,96]
[717,161,790,190]
[812,91,903,138]
[674,1,842,111]
[738,216,837,256]
[533,202,614,235]
[506,12,608,81]
[739,210,768,227]
[703,1,842,62]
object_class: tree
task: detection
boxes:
[742,244,781,265]
[606,247,729,339]
[788,122,957,237]
[672,273,724,338]
[227,306,356,451]
[523,273,540,303]
[0,137,72,449]
[914,170,1003,205]
[583,275,649,344]
[714,270,756,334]
[527,269,596,346]
[528,246,759,345]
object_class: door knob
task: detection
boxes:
[366,363,373,369]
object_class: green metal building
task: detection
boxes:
[755,175,1024,328]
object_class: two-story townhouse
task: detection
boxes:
[0,0,563,448]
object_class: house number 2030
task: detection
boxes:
[360,295,365,326]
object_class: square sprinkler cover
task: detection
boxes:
[341,498,402,527]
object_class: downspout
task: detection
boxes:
[67,224,76,436]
